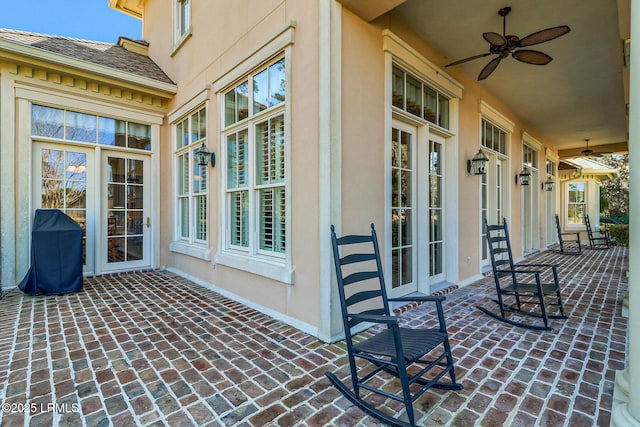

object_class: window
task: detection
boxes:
[174,0,191,47]
[481,119,507,155]
[223,57,287,259]
[391,64,450,129]
[32,104,151,150]
[546,159,556,178]
[479,118,509,264]
[429,139,444,277]
[568,182,586,225]
[174,107,208,245]
[522,145,538,169]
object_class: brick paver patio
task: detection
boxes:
[0,246,627,426]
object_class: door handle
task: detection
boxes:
[146,217,151,228]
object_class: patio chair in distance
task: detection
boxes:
[550,214,582,255]
[584,214,612,249]
[478,218,568,331]
[326,224,462,427]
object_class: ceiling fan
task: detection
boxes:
[581,139,612,157]
[445,6,571,80]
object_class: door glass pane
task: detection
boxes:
[40,149,88,264]
[391,127,414,289]
[107,156,144,263]
[429,139,444,279]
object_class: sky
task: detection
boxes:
[0,0,142,44]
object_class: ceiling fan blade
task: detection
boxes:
[518,25,571,47]
[445,52,493,67]
[483,32,506,46]
[478,56,502,80]
[512,49,552,65]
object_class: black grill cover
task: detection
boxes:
[19,209,83,295]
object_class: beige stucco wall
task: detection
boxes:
[142,0,324,333]
[339,8,558,285]
[133,0,563,340]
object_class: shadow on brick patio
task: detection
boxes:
[0,246,627,426]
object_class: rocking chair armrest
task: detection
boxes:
[517,263,560,269]
[347,313,399,325]
[502,269,542,275]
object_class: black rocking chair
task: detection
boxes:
[585,214,612,249]
[550,214,582,255]
[326,224,462,427]
[478,218,568,331]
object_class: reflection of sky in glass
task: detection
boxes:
[65,111,97,142]
[32,104,150,151]
[32,105,64,138]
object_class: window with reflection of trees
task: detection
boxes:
[32,104,151,150]
[391,128,413,289]
[568,182,586,224]
[40,149,87,262]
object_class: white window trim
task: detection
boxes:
[171,0,192,56]
[213,25,295,285]
[383,30,462,287]
[479,104,513,270]
[565,180,588,230]
[480,101,515,133]
[169,91,210,260]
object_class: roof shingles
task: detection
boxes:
[0,29,174,85]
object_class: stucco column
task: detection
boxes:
[611,0,640,425]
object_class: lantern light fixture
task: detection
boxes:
[467,148,489,175]
[195,142,215,167]
[542,176,554,191]
[516,166,531,185]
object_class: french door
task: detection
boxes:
[32,143,151,274]
[390,120,447,296]
[481,156,506,267]
[103,151,150,271]
[391,122,418,296]
[33,144,96,274]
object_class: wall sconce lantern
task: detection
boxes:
[516,166,531,185]
[467,148,489,175]
[542,177,554,191]
[195,142,215,167]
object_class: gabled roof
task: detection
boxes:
[559,157,619,180]
[0,29,174,85]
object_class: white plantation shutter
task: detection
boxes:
[222,55,287,260]
[256,115,285,254]
[174,106,208,244]
[195,195,207,241]
[230,191,248,247]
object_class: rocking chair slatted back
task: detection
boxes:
[478,218,568,331]
[551,214,582,255]
[326,223,462,426]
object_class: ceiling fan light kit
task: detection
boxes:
[445,6,571,80]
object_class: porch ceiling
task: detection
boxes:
[345,0,630,155]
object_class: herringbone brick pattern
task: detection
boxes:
[0,246,627,426]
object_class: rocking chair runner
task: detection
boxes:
[551,214,581,255]
[478,218,568,331]
[326,224,462,427]
[584,214,612,249]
